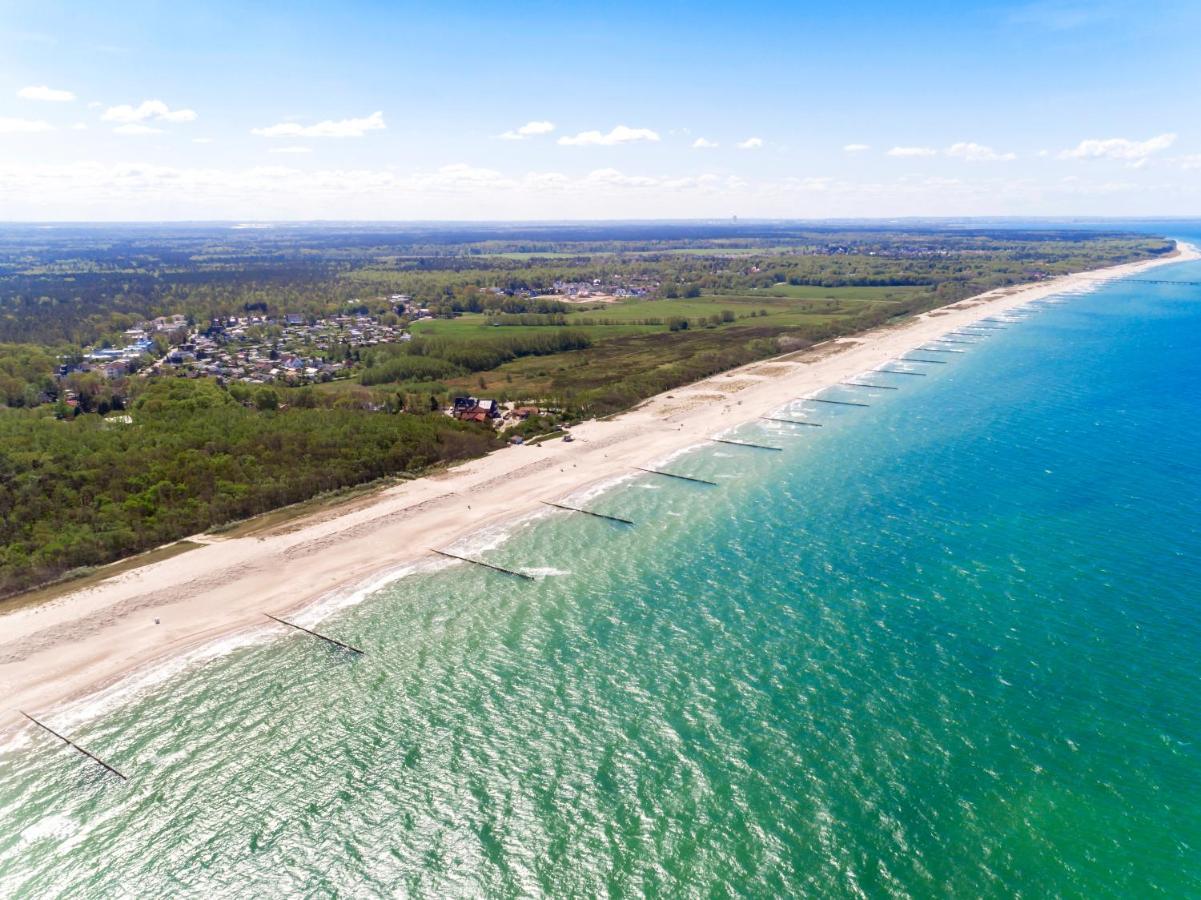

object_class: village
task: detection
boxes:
[69,307,416,387]
[57,300,555,431]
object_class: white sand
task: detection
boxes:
[1,245,1195,732]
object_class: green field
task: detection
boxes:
[409,315,658,341]
[715,283,925,301]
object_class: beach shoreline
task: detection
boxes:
[2,244,1196,735]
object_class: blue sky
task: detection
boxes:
[1,0,1199,219]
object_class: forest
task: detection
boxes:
[0,379,498,596]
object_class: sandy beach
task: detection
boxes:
[2,244,1195,734]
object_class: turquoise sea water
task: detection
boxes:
[2,243,1201,897]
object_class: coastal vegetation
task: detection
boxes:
[0,223,1174,596]
[0,379,498,596]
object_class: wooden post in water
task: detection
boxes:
[802,397,870,407]
[760,416,824,426]
[633,467,719,486]
[709,438,784,451]
[874,369,927,376]
[19,712,128,781]
[841,382,899,390]
[264,614,365,654]
[431,549,535,580]
[540,500,634,525]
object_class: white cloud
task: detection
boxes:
[113,123,163,135]
[558,125,660,146]
[18,84,76,102]
[87,101,102,109]
[498,120,555,140]
[251,111,385,138]
[1058,133,1176,161]
[946,141,1016,162]
[193,137,214,144]
[270,146,312,154]
[737,137,764,150]
[2,155,1192,220]
[691,137,718,149]
[888,146,938,157]
[103,100,197,124]
[70,122,87,131]
[0,117,53,134]
[843,143,870,152]
[1177,154,1201,170]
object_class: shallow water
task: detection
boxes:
[2,244,1200,897]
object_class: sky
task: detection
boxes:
[1,0,1199,220]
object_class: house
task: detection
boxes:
[451,396,501,421]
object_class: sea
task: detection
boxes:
[1,229,1200,897]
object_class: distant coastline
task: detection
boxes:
[2,241,1195,735]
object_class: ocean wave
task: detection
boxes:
[31,626,278,738]
[20,814,78,844]
[522,566,572,579]
[648,441,708,469]
[290,559,434,630]
[565,471,638,506]
[446,507,552,559]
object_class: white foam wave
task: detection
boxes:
[38,626,277,737]
[522,566,571,579]
[564,471,638,507]
[648,441,708,469]
[291,559,434,629]
[446,507,550,558]
[20,814,78,844]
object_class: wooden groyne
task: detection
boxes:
[803,397,870,407]
[1128,279,1201,286]
[540,500,634,525]
[929,338,975,345]
[19,712,128,781]
[875,369,926,376]
[634,467,719,486]
[760,416,823,426]
[841,381,898,390]
[709,438,784,451]
[431,549,534,580]
[915,347,963,354]
[900,357,949,364]
[264,614,364,655]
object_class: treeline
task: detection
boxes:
[0,379,500,597]
[0,343,62,407]
[360,330,592,385]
